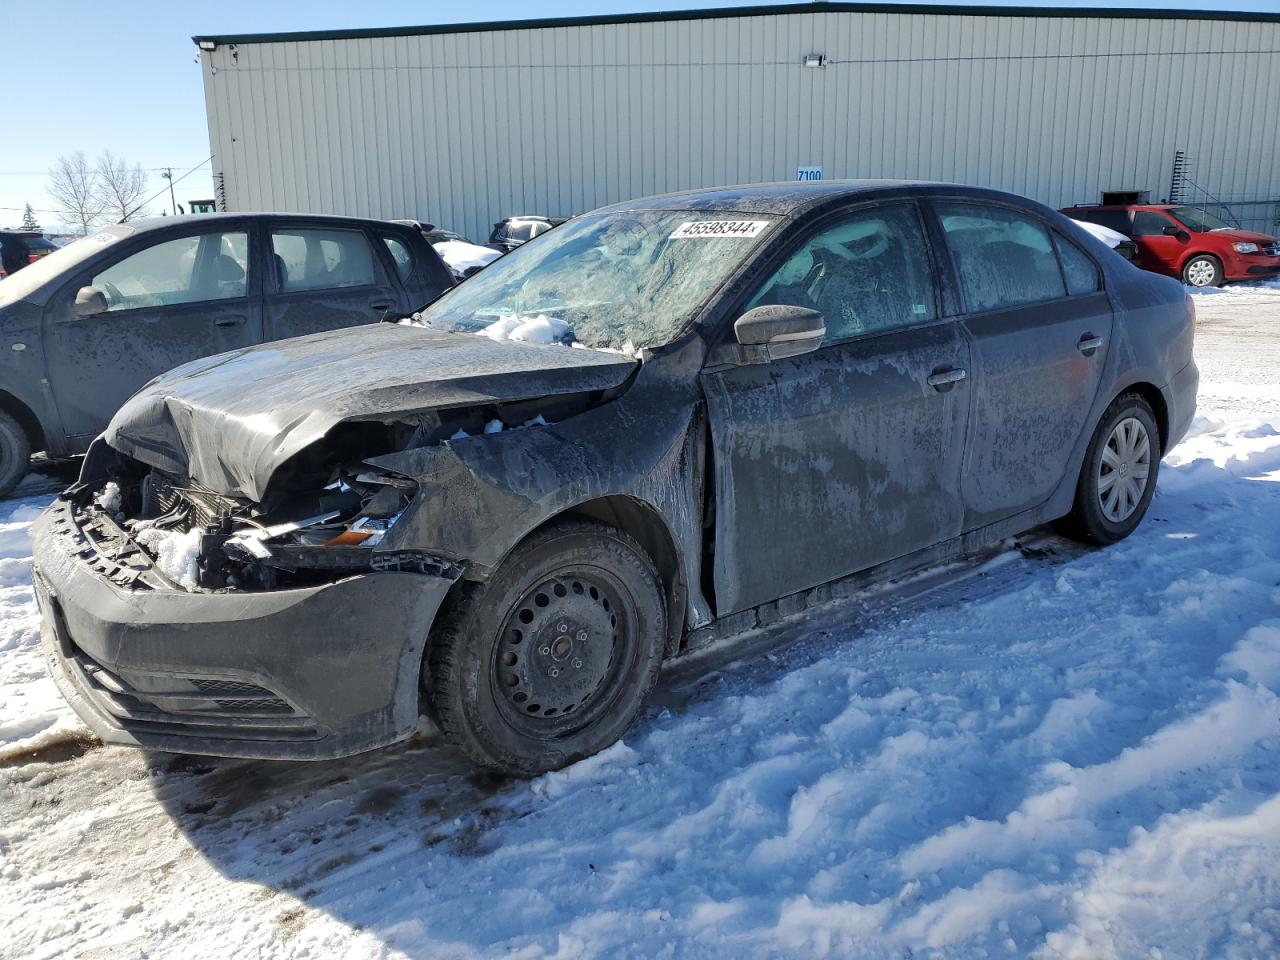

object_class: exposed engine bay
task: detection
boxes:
[73,392,601,593]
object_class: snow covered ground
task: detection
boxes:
[2,284,1279,959]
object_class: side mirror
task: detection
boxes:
[732,304,825,361]
[1162,224,1191,242]
[73,285,108,318]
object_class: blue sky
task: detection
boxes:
[3,0,1278,230]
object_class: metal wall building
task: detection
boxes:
[194,3,1280,242]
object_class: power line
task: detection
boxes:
[0,166,211,176]
[123,156,214,220]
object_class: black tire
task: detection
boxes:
[1181,253,1223,288]
[0,410,31,498]
[426,518,666,776]
[1054,393,1161,546]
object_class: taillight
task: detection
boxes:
[27,254,38,264]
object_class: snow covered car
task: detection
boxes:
[1070,218,1140,265]
[394,221,502,280]
[33,181,1198,776]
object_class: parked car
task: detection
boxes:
[1070,219,1140,265]
[1062,203,1280,287]
[0,231,58,279]
[34,181,1197,776]
[395,219,502,280]
[0,213,452,495]
[487,215,566,253]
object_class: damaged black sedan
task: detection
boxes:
[33,181,1198,776]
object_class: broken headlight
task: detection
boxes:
[224,471,415,559]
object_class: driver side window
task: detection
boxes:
[746,203,937,341]
[90,231,248,313]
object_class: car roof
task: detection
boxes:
[122,212,414,232]
[592,179,1016,218]
[1064,203,1175,211]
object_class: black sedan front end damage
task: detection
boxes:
[34,493,461,759]
[32,322,647,761]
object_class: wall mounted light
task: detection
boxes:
[803,54,828,68]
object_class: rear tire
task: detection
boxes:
[1182,254,1223,288]
[426,518,666,777]
[1054,393,1161,546]
[0,410,31,498]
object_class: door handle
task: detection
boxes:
[369,300,393,312]
[214,315,247,328]
[927,366,967,390]
[1077,333,1104,357]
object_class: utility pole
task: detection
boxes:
[161,167,177,216]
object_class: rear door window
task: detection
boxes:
[271,228,376,292]
[936,202,1066,312]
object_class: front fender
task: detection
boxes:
[365,342,710,624]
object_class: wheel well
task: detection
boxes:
[0,391,44,452]
[564,496,687,658]
[1180,250,1220,271]
[1121,382,1168,448]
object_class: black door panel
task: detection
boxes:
[959,293,1113,528]
[703,322,971,615]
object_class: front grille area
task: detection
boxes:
[1264,242,1280,257]
[143,471,237,533]
[67,643,319,742]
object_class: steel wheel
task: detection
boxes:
[1097,416,1151,522]
[491,567,637,738]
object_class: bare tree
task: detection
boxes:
[48,153,105,235]
[96,150,150,221]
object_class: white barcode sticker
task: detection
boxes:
[669,220,771,240]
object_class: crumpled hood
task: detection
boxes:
[105,323,637,501]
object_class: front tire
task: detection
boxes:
[1182,253,1223,288]
[0,410,31,497]
[426,519,666,776]
[1055,393,1161,546]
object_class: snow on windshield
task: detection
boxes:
[416,211,777,350]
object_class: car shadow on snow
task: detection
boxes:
[140,527,1102,947]
[138,421,1280,957]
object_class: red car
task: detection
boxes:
[1061,203,1280,287]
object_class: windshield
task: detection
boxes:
[1169,206,1233,232]
[0,225,134,308]
[417,210,778,350]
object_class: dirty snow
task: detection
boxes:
[0,288,1279,958]
[92,480,122,515]
[134,525,202,590]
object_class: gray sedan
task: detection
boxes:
[33,181,1197,777]
[0,214,453,494]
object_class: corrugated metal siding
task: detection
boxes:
[200,10,1280,241]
